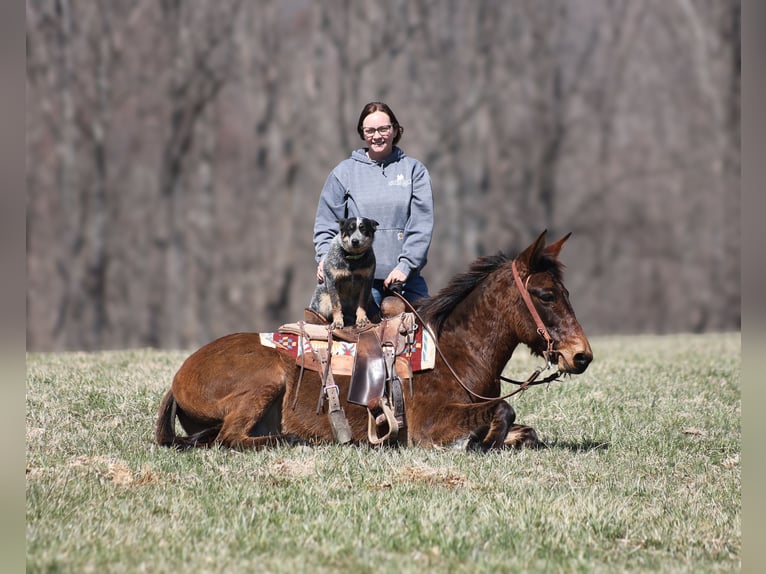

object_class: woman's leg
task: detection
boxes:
[368,280,385,318]
[402,273,429,303]
[369,274,428,318]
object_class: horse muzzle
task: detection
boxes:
[555,340,593,375]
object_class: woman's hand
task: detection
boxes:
[316,262,325,283]
[384,269,408,288]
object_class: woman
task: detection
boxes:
[313,102,434,315]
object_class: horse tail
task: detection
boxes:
[155,389,179,447]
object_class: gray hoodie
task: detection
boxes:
[313,147,434,281]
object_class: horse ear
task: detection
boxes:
[517,230,548,271]
[543,232,572,260]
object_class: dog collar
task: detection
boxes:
[344,253,366,260]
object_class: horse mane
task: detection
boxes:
[416,251,564,336]
[416,253,509,336]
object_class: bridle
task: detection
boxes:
[391,258,563,404]
[510,259,557,371]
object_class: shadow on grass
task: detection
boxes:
[539,439,610,452]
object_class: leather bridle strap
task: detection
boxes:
[388,272,560,404]
[511,259,555,364]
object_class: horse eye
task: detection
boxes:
[534,290,555,303]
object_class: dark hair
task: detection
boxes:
[356,101,404,145]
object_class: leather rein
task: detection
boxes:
[392,258,562,404]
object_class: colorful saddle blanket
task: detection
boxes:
[260,324,435,375]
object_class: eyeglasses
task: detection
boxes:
[362,124,393,137]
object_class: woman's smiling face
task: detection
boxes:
[361,110,395,161]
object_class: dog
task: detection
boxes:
[309,217,378,330]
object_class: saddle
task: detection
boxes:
[277,297,417,446]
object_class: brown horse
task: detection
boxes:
[155,230,592,451]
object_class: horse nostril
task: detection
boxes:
[573,352,592,370]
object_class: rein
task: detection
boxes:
[390,259,562,404]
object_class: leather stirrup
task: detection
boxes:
[347,330,386,406]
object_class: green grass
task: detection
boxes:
[26,333,740,573]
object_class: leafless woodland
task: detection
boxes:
[26,0,740,351]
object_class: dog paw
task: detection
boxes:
[355,317,370,328]
[330,320,345,330]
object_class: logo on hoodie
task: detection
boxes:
[389,173,412,187]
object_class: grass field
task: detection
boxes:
[26,332,740,573]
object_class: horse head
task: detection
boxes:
[513,230,593,375]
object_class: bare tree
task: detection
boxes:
[26,1,740,351]
[144,1,242,348]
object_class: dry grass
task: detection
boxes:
[26,333,740,573]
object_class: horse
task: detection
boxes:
[155,230,593,451]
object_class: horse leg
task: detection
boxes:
[466,401,517,451]
[428,401,515,451]
[447,401,541,450]
[213,391,294,450]
[503,424,541,449]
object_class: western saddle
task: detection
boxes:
[277,296,418,446]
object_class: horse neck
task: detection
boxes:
[434,272,523,394]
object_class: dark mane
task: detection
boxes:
[416,253,510,336]
[415,251,565,337]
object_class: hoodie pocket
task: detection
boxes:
[372,228,405,277]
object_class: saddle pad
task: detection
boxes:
[259,325,435,373]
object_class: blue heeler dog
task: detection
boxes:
[310,217,379,329]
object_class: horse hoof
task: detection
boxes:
[503,425,541,449]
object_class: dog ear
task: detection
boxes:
[336,218,347,229]
[367,219,379,231]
